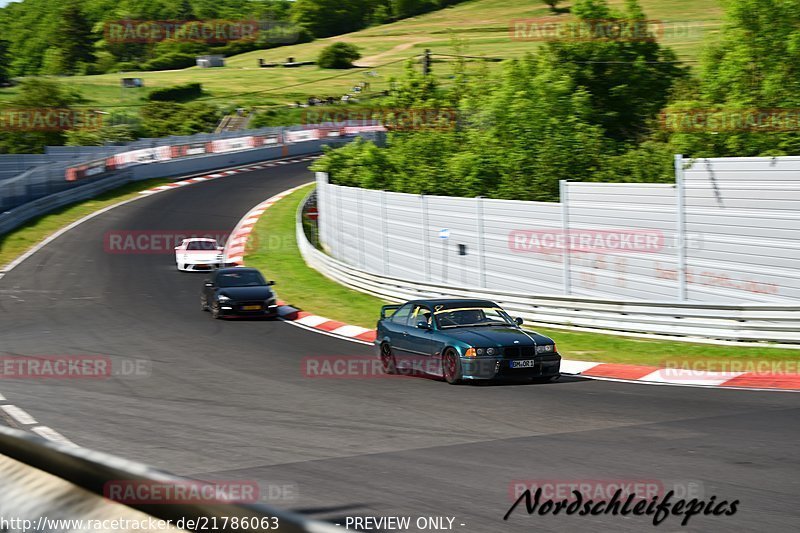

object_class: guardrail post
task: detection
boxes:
[357,187,366,269]
[422,194,431,281]
[476,196,486,288]
[381,189,389,275]
[675,154,688,301]
[335,185,346,262]
[560,179,571,295]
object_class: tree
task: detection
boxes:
[291,0,368,38]
[0,78,83,153]
[57,1,94,74]
[540,0,686,142]
[317,42,361,69]
[0,38,9,84]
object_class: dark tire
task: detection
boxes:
[531,374,560,384]
[442,349,463,385]
[380,343,397,374]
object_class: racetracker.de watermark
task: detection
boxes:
[0,109,102,132]
[103,230,292,255]
[659,360,800,379]
[103,480,260,504]
[0,356,150,379]
[302,355,446,379]
[508,19,701,42]
[302,108,458,131]
[660,109,800,132]
[509,229,664,254]
[104,20,259,43]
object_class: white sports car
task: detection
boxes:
[175,238,224,271]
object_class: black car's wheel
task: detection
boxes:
[442,349,463,385]
[380,343,397,374]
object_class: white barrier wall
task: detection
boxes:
[316,156,800,304]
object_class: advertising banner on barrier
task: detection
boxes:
[112,146,173,169]
[253,134,281,146]
[285,129,319,142]
[65,158,110,182]
[342,125,387,135]
[209,136,255,153]
[170,142,209,158]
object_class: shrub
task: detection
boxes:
[140,52,197,71]
[147,82,203,102]
[317,42,361,69]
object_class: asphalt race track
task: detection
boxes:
[0,161,798,532]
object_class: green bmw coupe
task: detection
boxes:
[375,298,561,384]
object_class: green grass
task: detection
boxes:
[0,178,171,269]
[0,0,723,111]
[246,183,387,325]
[246,185,799,366]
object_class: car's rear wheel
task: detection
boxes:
[442,349,462,385]
[380,343,397,374]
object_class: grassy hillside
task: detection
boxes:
[0,0,723,111]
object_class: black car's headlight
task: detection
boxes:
[536,344,555,354]
[218,294,232,303]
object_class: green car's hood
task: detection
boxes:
[442,326,552,347]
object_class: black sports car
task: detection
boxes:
[200,267,278,319]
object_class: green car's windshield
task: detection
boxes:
[434,306,515,328]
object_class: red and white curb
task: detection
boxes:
[138,156,320,195]
[231,187,800,393]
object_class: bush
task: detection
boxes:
[140,52,197,71]
[317,42,361,69]
[147,83,203,102]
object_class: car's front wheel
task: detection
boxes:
[380,343,397,374]
[442,349,463,385]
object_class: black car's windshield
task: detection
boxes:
[217,270,266,287]
[435,306,515,328]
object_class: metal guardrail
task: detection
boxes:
[0,127,381,237]
[0,426,342,532]
[297,192,800,345]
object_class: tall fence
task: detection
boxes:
[316,156,800,305]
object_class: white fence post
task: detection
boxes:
[560,179,572,295]
[380,189,389,275]
[357,187,366,269]
[675,154,687,301]
[422,195,431,281]
[476,196,487,288]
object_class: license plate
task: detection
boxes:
[510,360,537,369]
[242,305,261,311]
